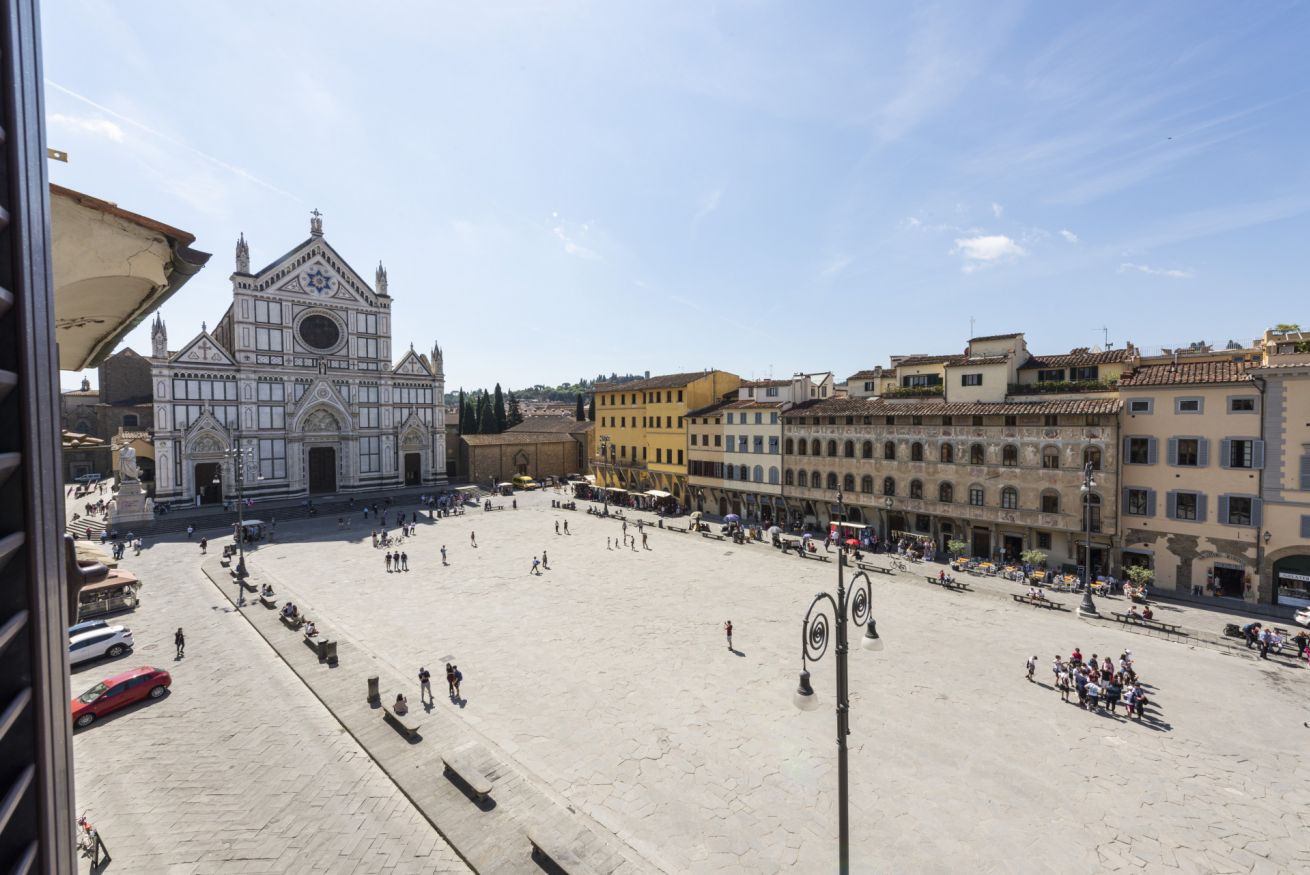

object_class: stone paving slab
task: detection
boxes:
[201,555,661,875]
[246,490,1310,873]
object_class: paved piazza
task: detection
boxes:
[75,489,1309,873]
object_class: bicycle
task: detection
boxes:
[77,812,110,865]
[891,558,908,573]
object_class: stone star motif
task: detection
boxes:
[304,268,333,296]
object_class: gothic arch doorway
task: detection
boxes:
[308,446,337,494]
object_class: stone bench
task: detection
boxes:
[382,705,419,741]
[701,532,726,541]
[219,557,230,568]
[667,525,687,533]
[280,614,304,631]
[800,551,831,562]
[859,562,893,575]
[1013,593,1063,610]
[527,828,604,875]
[925,575,970,591]
[1112,613,1182,635]
[441,741,495,801]
[258,593,277,609]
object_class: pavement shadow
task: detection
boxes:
[443,767,496,811]
[730,649,746,657]
[73,689,172,732]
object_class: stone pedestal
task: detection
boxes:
[110,479,150,524]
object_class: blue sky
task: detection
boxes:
[47,0,1310,393]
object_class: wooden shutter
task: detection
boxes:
[1219,438,1232,469]
[1146,489,1157,517]
[1148,437,1159,465]
[1198,438,1210,468]
[1217,495,1230,525]
[1196,493,1208,523]
[1300,453,1310,490]
[1167,437,1179,465]
[1252,441,1265,470]
[1166,491,1177,519]
[1251,499,1263,529]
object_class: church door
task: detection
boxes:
[195,463,222,505]
[404,452,421,485]
[308,447,337,494]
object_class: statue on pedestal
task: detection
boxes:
[119,445,140,482]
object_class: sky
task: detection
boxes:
[46,0,1310,394]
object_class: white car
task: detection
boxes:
[1295,607,1310,628]
[69,626,133,665]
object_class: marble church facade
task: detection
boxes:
[150,213,447,505]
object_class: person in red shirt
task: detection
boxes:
[724,621,734,651]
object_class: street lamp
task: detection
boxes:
[1078,460,1098,617]
[791,494,883,874]
[217,439,261,606]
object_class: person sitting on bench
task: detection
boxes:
[261,583,274,597]
[282,602,297,619]
[393,693,408,716]
[1141,606,1154,621]
[1127,606,1141,620]
[303,620,317,637]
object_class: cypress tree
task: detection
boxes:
[478,390,496,434]
[457,388,465,434]
[587,394,596,421]
[507,391,524,428]
[493,383,507,433]
[465,393,480,435]
[575,393,585,421]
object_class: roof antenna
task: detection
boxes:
[969,316,975,338]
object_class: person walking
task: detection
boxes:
[445,663,456,698]
[542,550,548,569]
[452,665,463,699]
[555,520,560,535]
[470,531,477,548]
[641,532,649,550]
[385,552,393,572]
[441,545,448,565]
[199,537,208,555]
[419,666,432,703]
[174,627,185,659]
[186,524,194,539]
[401,551,409,571]
[724,620,733,651]
[1025,655,1037,682]
[531,556,541,575]
[563,520,569,535]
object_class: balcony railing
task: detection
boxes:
[882,385,944,398]
[1007,379,1118,395]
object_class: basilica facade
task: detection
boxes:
[150,212,447,505]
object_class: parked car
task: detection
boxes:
[1295,606,1310,628]
[72,666,171,728]
[68,625,133,665]
[511,475,540,490]
[68,619,110,638]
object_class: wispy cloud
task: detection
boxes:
[1059,229,1079,243]
[549,212,601,260]
[953,234,1025,272]
[45,79,301,202]
[991,202,1004,218]
[819,255,852,279]
[1118,262,1194,279]
[48,112,125,143]
[692,188,723,226]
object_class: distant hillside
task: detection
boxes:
[443,372,647,405]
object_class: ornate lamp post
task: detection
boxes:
[1078,460,1098,617]
[792,490,884,874]
[217,440,260,606]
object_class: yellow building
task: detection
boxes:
[1252,327,1310,609]
[1117,360,1265,602]
[591,370,740,503]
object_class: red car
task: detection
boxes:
[72,666,171,728]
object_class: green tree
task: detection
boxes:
[575,393,585,421]
[493,383,507,433]
[1125,565,1154,587]
[1020,549,1048,568]
[587,394,596,421]
[947,539,969,559]
[463,394,479,435]
[456,388,465,434]
[478,390,496,434]
[506,391,524,429]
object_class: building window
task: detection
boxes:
[1083,493,1103,531]
[1170,491,1201,521]
[1042,446,1059,469]
[1000,486,1018,510]
[885,416,895,425]
[884,441,896,460]
[1037,532,1052,550]
[1044,415,1059,427]
[254,300,283,324]
[796,439,807,456]
[1127,398,1153,415]
[961,373,982,386]
[1004,415,1017,427]
[1228,396,1257,413]
[785,438,794,454]
[843,473,856,491]
[811,439,821,456]
[1125,488,1150,516]
[811,471,822,488]
[862,441,874,459]
[360,436,380,473]
[826,439,838,456]
[677,390,683,402]
[769,466,779,484]
[972,415,984,427]
[754,465,764,482]
[909,479,923,499]
[940,443,954,463]
[827,472,839,490]
[254,326,284,351]
[911,442,923,462]
[738,436,748,452]
[768,436,779,454]
[1071,366,1099,381]
[1041,492,1059,514]
[1172,437,1203,467]
[968,485,984,506]
[1223,438,1261,469]
[1126,437,1155,464]
[754,436,765,453]
[883,476,896,496]
[1002,444,1018,467]
[359,407,380,428]
[258,438,287,479]
[767,387,779,397]
[678,450,683,465]
[726,413,734,424]
[911,416,923,426]
[122,413,139,428]
[1036,369,1064,382]
[257,406,285,429]
[1083,446,1102,470]
[969,443,984,465]
[938,482,953,503]
[1222,495,1258,526]
[785,469,795,486]
[861,475,874,493]
[839,440,852,458]
[1175,397,1203,414]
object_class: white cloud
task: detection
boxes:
[991,202,1004,218]
[1059,229,1079,243]
[48,112,125,142]
[551,225,600,260]
[1118,262,1194,279]
[953,234,1025,272]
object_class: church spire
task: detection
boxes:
[310,208,324,237]
[235,232,250,273]
[431,341,444,378]
[151,313,168,359]
[375,261,389,297]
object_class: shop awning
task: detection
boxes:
[645,490,671,498]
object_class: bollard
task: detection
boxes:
[367,675,380,703]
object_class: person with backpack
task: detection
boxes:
[418,667,432,703]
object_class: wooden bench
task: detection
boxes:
[382,705,419,741]
[1012,593,1063,610]
[1111,613,1183,635]
[259,593,277,609]
[702,532,726,541]
[441,741,494,801]
[800,551,831,562]
[667,525,687,533]
[527,828,604,875]
[859,562,893,575]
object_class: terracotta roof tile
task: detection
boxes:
[782,397,1121,418]
[946,354,1009,366]
[596,371,716,391]
[505,416,593,435]
[1020,348,1131,369]
[969,332,1023,342]
[460,432,582,446]
[895,354,966,367]
[1118,361,1250,387]
[847,369,883,380]
[739,379,790,388]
